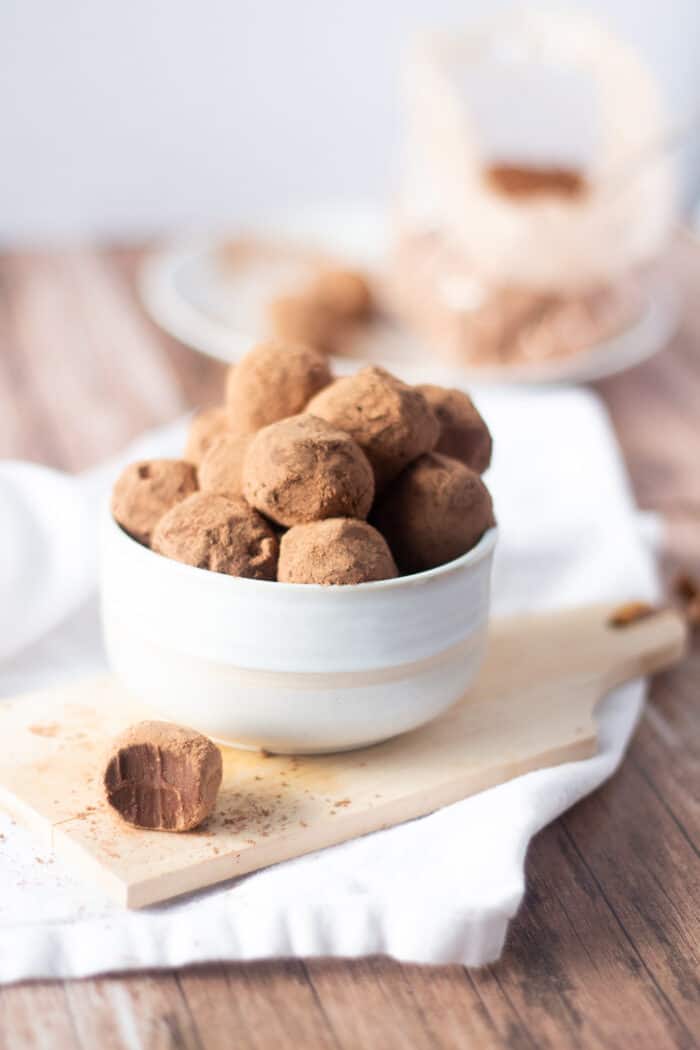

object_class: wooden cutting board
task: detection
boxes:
[0,603,685,908]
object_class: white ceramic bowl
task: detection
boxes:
[100,508,497,754]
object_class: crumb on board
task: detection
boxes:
[675,573,699,602]
[608,601,657,628]
[674,573,700,626]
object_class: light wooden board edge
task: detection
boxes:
[0,605,687,909]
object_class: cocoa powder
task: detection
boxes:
[152,492,278,579]
[111,459,198,547]
[278,518,397,585]
[307,366,439,490]
[243,414,375,527]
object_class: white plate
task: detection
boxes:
[139,203,680,386]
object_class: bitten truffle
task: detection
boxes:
[310,267,374,321]
[198,432,252,500]
[243,414,374,527]
[152,492,278,579]
[225,341,332,432]
[417,384,493,474]
[103,721,222,831]
[265,294,337,354]
[373,453,495,573]
[307,366,439,490]
[184,406,231,465]
[111,459,198,547]
[279,518,398,585]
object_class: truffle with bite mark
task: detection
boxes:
[225,341,332,433]
[152,492,278,579]
[279,518,397,585]
[111,459,198,547]
[310,267,374,321]
[373,452,495,573]
[243,414,374,527]
[198,432,252,500]
[103,721,222,831]
[184,406,231,465]
[265,294,337,354]
[306,365,439,490]
[417,384,492,473]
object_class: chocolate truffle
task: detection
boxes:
[279,518,398,585]
[225,341,332,433]
[307,366,439,490]
[184,406,231,465]
[265,293,337,354]
[373,453,495,573]
[152,492,278,579]
[417,384,493,474]
[243,414,374,527]
[198,432,252,500]
[104,721,222,832]
[111,459,198,547]
[310,267,374,321]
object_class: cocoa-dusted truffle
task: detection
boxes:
[307,366,439,490]
[198,432,252,500]
[373,453,495,573]
[225,341,332,433]
[152,492,278,579]
[111,459,198,547]
[417,384,493,474]
[184,406,231,465]
[104,721,222,831]
[243,414,374,527]
[310,267,374,321]
[279,518,398,585]
[265,294,337,354]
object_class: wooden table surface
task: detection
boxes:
[0,244,698,1050]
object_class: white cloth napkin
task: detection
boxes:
[0,386,657,981]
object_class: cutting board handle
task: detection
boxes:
[488,604,688,700]
[597,606,688,691]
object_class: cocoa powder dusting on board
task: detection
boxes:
[215,790,297,838]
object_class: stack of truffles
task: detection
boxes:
[111,342,495,585]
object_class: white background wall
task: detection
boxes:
[2,0,699,243]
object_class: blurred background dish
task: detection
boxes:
[140,202,681,385]
[138,5,687,384]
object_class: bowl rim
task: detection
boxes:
[103,503,498,596]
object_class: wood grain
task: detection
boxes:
[0,245,698,1050]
